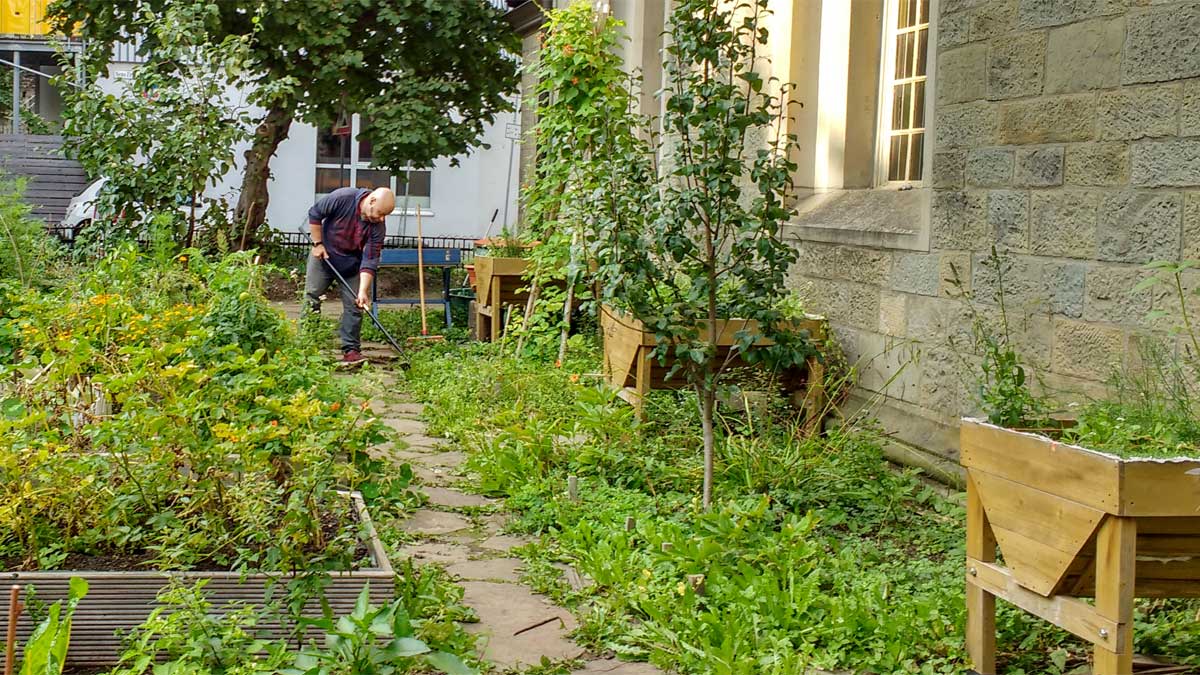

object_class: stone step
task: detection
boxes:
[401,509,473,536]
[423,486,496,509]
[460,581,582,668]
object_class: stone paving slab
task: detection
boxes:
[479,534,529,553]
[460,581,582,668]
[423,450,466,467]
[424,486,496,509]
[402,509,473,536]
[393,541,472,565]
[387,402,425,415]
[573,660,665,675]
[411,464,453,486]
[381,417,427,435]
[404,433,450,449]
[446,558,524,583]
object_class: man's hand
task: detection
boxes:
[356,289,371,310]
[311,243,329,260]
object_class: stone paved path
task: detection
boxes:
[363,368,665,675]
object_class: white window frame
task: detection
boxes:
[874,0,937,188]
[314,113,432,212]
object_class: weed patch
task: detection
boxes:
[403,344,1200,674]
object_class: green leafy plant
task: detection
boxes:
[17,577,87,675]
[400,343,1200,674]
[947,247,1048,428]
[286,586,475,675]
[1064,260,1200,458]
[107,580,290,675]
[0,244,401,573]
[0,175,59,288]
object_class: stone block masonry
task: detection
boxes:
[788,0,1200,465]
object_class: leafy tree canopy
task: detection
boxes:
[48,0,520,236]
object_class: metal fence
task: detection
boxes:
[44,225,478,269]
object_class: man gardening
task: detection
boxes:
[305,186,394,365]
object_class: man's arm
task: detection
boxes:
[355,222,386,308]
[307,194,336,260]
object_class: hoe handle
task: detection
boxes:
[4,585,21,675]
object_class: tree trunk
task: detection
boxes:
[235,104,293,249]
[699,384,715,510]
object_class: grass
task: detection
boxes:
[397,339,1200,675]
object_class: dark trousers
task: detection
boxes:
[304,254,363,353]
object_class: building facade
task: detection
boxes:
[508,0,1200,470]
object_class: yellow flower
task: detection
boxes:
[677,582,687,596]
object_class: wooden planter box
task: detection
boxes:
[3,492,394,667]
[472,256,529,341]
[600,306,829,421]
[961,419,1200,675]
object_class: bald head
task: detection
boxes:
[360,187,395,223]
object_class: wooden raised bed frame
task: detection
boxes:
[961,419,1200,675]
[600,306,829,420]
[3,492,394,667]
[472,256,529,341]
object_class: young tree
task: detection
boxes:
[593,0,812,509]
[57,2,252,248]
[49,0,520,243]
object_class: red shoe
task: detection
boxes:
[341,350,366,365]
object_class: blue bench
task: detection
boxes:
[370,247,464,328]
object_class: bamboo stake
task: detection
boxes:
[513,278,541,355]
[555,229,581,367]
[4,585,22,675]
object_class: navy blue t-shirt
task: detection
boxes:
[307,187,385,278]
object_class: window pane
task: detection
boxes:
[909,132,925,180]
[914,80,926,128]
[356,169,392,191]
[918,0,929,26]
[316,167,350,195]
[317,129,351,165]
[888,136,906,181]
[895,31,914,79]
[358,137,374,164]
[400,170,431,198]
[892,84,907,129]
[897,0,918,29]
[915,28,928,77]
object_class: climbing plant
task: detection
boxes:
[514,0,650,360]
[593,0,811,508]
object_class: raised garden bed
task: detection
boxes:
[961,419,1200,675]
[471,255,530,341]
[599,305,829,420]
[4,492,394,667]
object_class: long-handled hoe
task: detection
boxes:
[4,585,22,675]
[407,208,444,345]
[299,229,410,368]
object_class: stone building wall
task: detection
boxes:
[790,1,1200,463]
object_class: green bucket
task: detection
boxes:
[448,287,475,326]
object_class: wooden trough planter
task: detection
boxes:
[472,256,529,341]
[961,419,1200,675]
[600,306,829,421]
[3,492,394,667]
